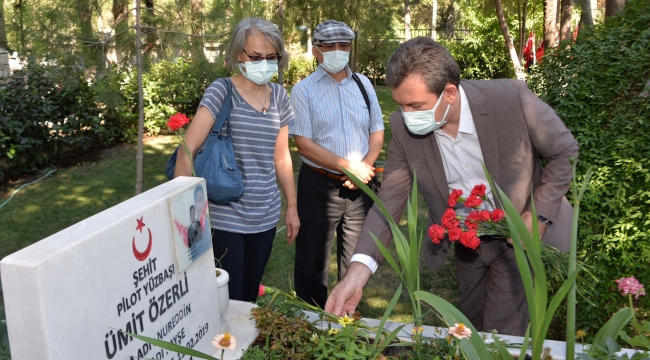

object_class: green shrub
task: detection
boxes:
[284,54,315,85]
[0,59,130,180]
[356,39,400,85]
[528,0,650,338]
[121,58,229,134]
[440,9,515,80]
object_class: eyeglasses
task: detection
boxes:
[242,49,281,62]
[316,43,352,52]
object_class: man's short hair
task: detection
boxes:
[312,20,355,45]
[385,37,460,96]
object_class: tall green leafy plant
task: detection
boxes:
[340,168,423,327]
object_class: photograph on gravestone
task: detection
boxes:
[0,177,221,360]
[170,183,213,272]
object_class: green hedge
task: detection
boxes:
[0,60,131,180]
[121,58,230,135]
[528,0,650,337]
[441,9,515,80]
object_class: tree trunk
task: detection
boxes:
[143,0,157,59]
[560,0,572,41]
[112,0,129,64]
[518,0,529,62]
[431,0,437,39]
[18,0,25,52]
[0,0,7,49]
[605,0,624,17]
[580,0,593,26]
[277,0,284,85]
[404,0,411,40]
[191,0,205,61]
[544,0,557,48]
[135,0,144,196]
[494,0,525,80]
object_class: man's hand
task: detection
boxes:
[345,162,375,184]
[325,262,373,316]
[507,210,548,246]
[340,176,359,190]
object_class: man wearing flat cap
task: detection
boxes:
[290,20,384,308]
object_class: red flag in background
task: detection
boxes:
[523,32,535,70]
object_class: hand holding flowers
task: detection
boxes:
[429,184,508,250]
[167,112,196,177]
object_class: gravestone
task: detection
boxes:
[1,177,221,360]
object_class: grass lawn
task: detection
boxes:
[0,86,457,330]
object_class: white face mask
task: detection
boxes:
[238,60,278,85]
[317,48,349,74]
[401,92,451,135]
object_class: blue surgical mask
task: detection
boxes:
[317,48,349,74]
[238,60,278,85]
[401,92,451,135]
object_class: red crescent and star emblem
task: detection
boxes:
[132,217,153,261]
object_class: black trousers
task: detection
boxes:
[212,227,275,302]
[454,236,528,336]
[294,163,375,308]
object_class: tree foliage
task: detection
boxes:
[528,0,650,338]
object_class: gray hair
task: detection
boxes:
[385,37,460,95]
[224,18,289,72]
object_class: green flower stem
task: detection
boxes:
[176,131,196,177]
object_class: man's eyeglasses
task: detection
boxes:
[316,43,352,52]
[242,49,281,62]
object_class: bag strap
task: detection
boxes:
[194,79,233,175]
[351,72,371,119]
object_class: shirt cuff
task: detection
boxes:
[350,254,379,274]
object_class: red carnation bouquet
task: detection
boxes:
[167,112,196,176]
[429,184,510,250]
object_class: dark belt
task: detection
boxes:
[305,164,343,180]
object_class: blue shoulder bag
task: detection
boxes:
[165,80,244,204]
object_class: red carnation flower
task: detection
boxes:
[460,230,481,250]
[471,184,486,198]
[428,224,446,244]
[465,219,479,230]
[448,227,462,241]
[491,209,505,222]
[448,189,464,207]
[258,284,266,297]
[464,194,483,208]
[479,210,491,222]
[442,208,460,230]
[167,112,190,131]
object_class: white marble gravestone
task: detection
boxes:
[0,177,221,360]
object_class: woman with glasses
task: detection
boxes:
[174,18,299,302]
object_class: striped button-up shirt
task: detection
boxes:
[289,65,384,173]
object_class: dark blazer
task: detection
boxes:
[354,79,579,271]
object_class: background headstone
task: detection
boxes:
[1,177,220,360]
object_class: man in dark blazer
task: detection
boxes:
[324,37,578,336]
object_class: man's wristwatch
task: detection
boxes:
[537,215,552,225]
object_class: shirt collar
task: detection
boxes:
[458,84,475,135]
[314,64,352,83]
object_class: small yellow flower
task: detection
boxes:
[576,329,587,340]
[411,325,424,334]
[337,315,355,328]
[328,328,340,335]
[211,332,237,350]
[448,323,472,339]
